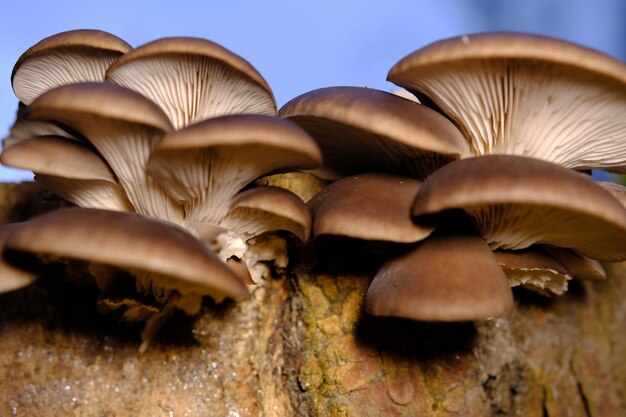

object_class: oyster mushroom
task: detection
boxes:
[279,86,470,179]
[0,224,38,294]
[0,136,133,211]
[12,29,131,105]
[412,155,626,261]
[388,32,626,171]
[26,82,183,223]
[106,37,276,129]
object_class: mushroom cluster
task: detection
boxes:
[282,32,626,322]
[0,29,321,348]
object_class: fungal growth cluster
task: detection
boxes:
[2,30,626,349]
[282,33,626,322]
[0,30,320,349]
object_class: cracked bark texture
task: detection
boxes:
[0,182,625,416]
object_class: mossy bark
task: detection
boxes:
[0,183,624,416]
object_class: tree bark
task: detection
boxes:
[0,183,624,416]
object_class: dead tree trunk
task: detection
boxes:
[0,183,624,416]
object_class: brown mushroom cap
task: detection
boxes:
[147,114,321,225]
[412,155,626,261]
[220,186,311,242]
[5,208,250,302]
[388,32,626,171]
[493,249,572,295]
[12,29,132,105]
[0,224,39,294]
[365,235,513,321]
[538,245,606,281]
[307,173,433,243]
[106,37,276,129]
[0,136,133,211]
[279,86,471,179]
[27,82,182,223]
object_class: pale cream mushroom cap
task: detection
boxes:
[389,32,626,171]
[27,82,183,223]
[279,86,471,179]
[106,37,276,129]
[412,155,626,261]
[307,173,432,243]
[1,136,133,211]
[365,235,513,321]
[12,29,132,105]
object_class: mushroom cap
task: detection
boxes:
[388,32,626,170]
[0,224,39,294]
[27,83,181,222]
[3,118,80,149]
[365,235,513,321]
[412,155,626,261]
[12,29,132,105]
[106,37,276,128]
[307,173,433,243]
[493,249,571,295]
[0,136,133,211]
[538,245,606,281]
[279,86,470,179]
[5,208,250,301]
[221,186,311,242]
[147,114,321,224]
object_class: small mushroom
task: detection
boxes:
[0,136,133,211]
[493,249,571,295]
[147,114,321,228]
[3,118,79,149]
[12,29,132,105]
[279,86,470,179]
[388,33,626,171]
[27,82,183,223]
[0,224,38,294]
[307,173,432,243]
[365,235,513,321]
[106,37,276,129]
[412,155,626,261]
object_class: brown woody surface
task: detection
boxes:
[0,182,624,416]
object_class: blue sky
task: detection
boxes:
[1,0,625,181]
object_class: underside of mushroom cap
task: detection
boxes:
[412,155,626,261]
[307,173,433,243]
[106,37,276,129]
[147,114,321,225]
[279,86,471,179]
[0,136,133,211]
[12,29,132,105]
[388,33,626,171]
[365,235,513,321]
[3,118,80,149]
[5,208,250,302]
[27,83,183,223]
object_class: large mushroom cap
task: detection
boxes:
[279,86,470,179]
[412,155,626,261]
[5,208,249,301]
[307,173,433,243]
[147,114,321,225]
[0,136,133,211]
[388,32,626,171]
[106,37,276,129]
[27,82,182,222]
[365,235,513,321]
[12,29,132,105]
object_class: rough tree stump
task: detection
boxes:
[0,183,624,416]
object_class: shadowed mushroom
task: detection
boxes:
[0,224,38,294]
[493,249,571,296]
[279,86,470,179]
[106,37,276,129]
[4,208,250,350]
[539,245,606,281]
[0,136,133,211]
[12,29,132,105]
[412,155,626,261]
[26,82,184,223]
[307,173,432,243]
[365,235,513,321]
[388,33,626,171]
